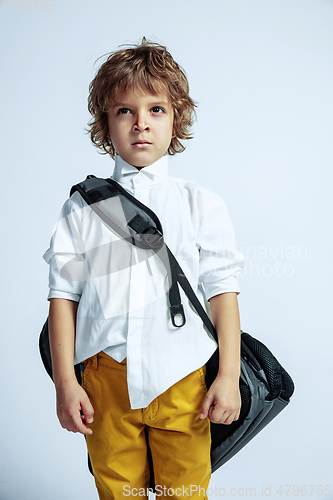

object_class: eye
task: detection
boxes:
[151,106,165,113]
[117,108,131,115]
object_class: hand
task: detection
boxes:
[55,379,95,435]
[199,374,241,424]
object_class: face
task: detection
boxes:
[107,87,175,169]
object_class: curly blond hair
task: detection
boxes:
[87,38,196,157]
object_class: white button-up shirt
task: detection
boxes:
[43,155,245,409]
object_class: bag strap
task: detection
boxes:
[70,175,218,343]
[166,246,217,341]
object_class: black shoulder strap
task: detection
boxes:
[70,175,218,343]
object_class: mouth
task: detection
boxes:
[132,140,152,149]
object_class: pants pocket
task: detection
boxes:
[198,365,208,392]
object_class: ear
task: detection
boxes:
[172,125,176,139]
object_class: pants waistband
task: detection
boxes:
[82,351,127,370]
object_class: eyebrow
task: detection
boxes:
[112,101,170,108]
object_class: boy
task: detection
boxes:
[43,38,245,499]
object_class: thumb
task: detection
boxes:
[81,395,95,424]
[199,392,214,419]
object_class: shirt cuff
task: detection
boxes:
[47,289,81,302]
[203,276,241,301]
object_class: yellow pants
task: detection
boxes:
[81,352,211,499]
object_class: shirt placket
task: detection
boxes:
[126,181,148,408]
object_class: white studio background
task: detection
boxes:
[0,0,332,499]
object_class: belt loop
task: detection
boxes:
[84,353,98,370]
[92,353,98,370]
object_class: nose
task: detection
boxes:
[132,110,150,133]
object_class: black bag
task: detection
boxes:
[40,175,294,475]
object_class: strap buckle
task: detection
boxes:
[170,304,186,328]
[128,215,164,250]
[141,226,164,250]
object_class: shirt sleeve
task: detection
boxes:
[42,193,88,302]
[196,187,245,301]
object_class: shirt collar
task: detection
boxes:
[111,155,169,188]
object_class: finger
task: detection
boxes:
[61,410,93,435]
[70,413,93,435]
[81,397,95,424]
[199,392,215,419]
[220,413,235,425]
[215,410,238,425]
[209,405,227,423]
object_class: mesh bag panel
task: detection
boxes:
[205,348,220,390]
[241,332,294,401]
[280,368,295,400]
[205,331,294,453]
